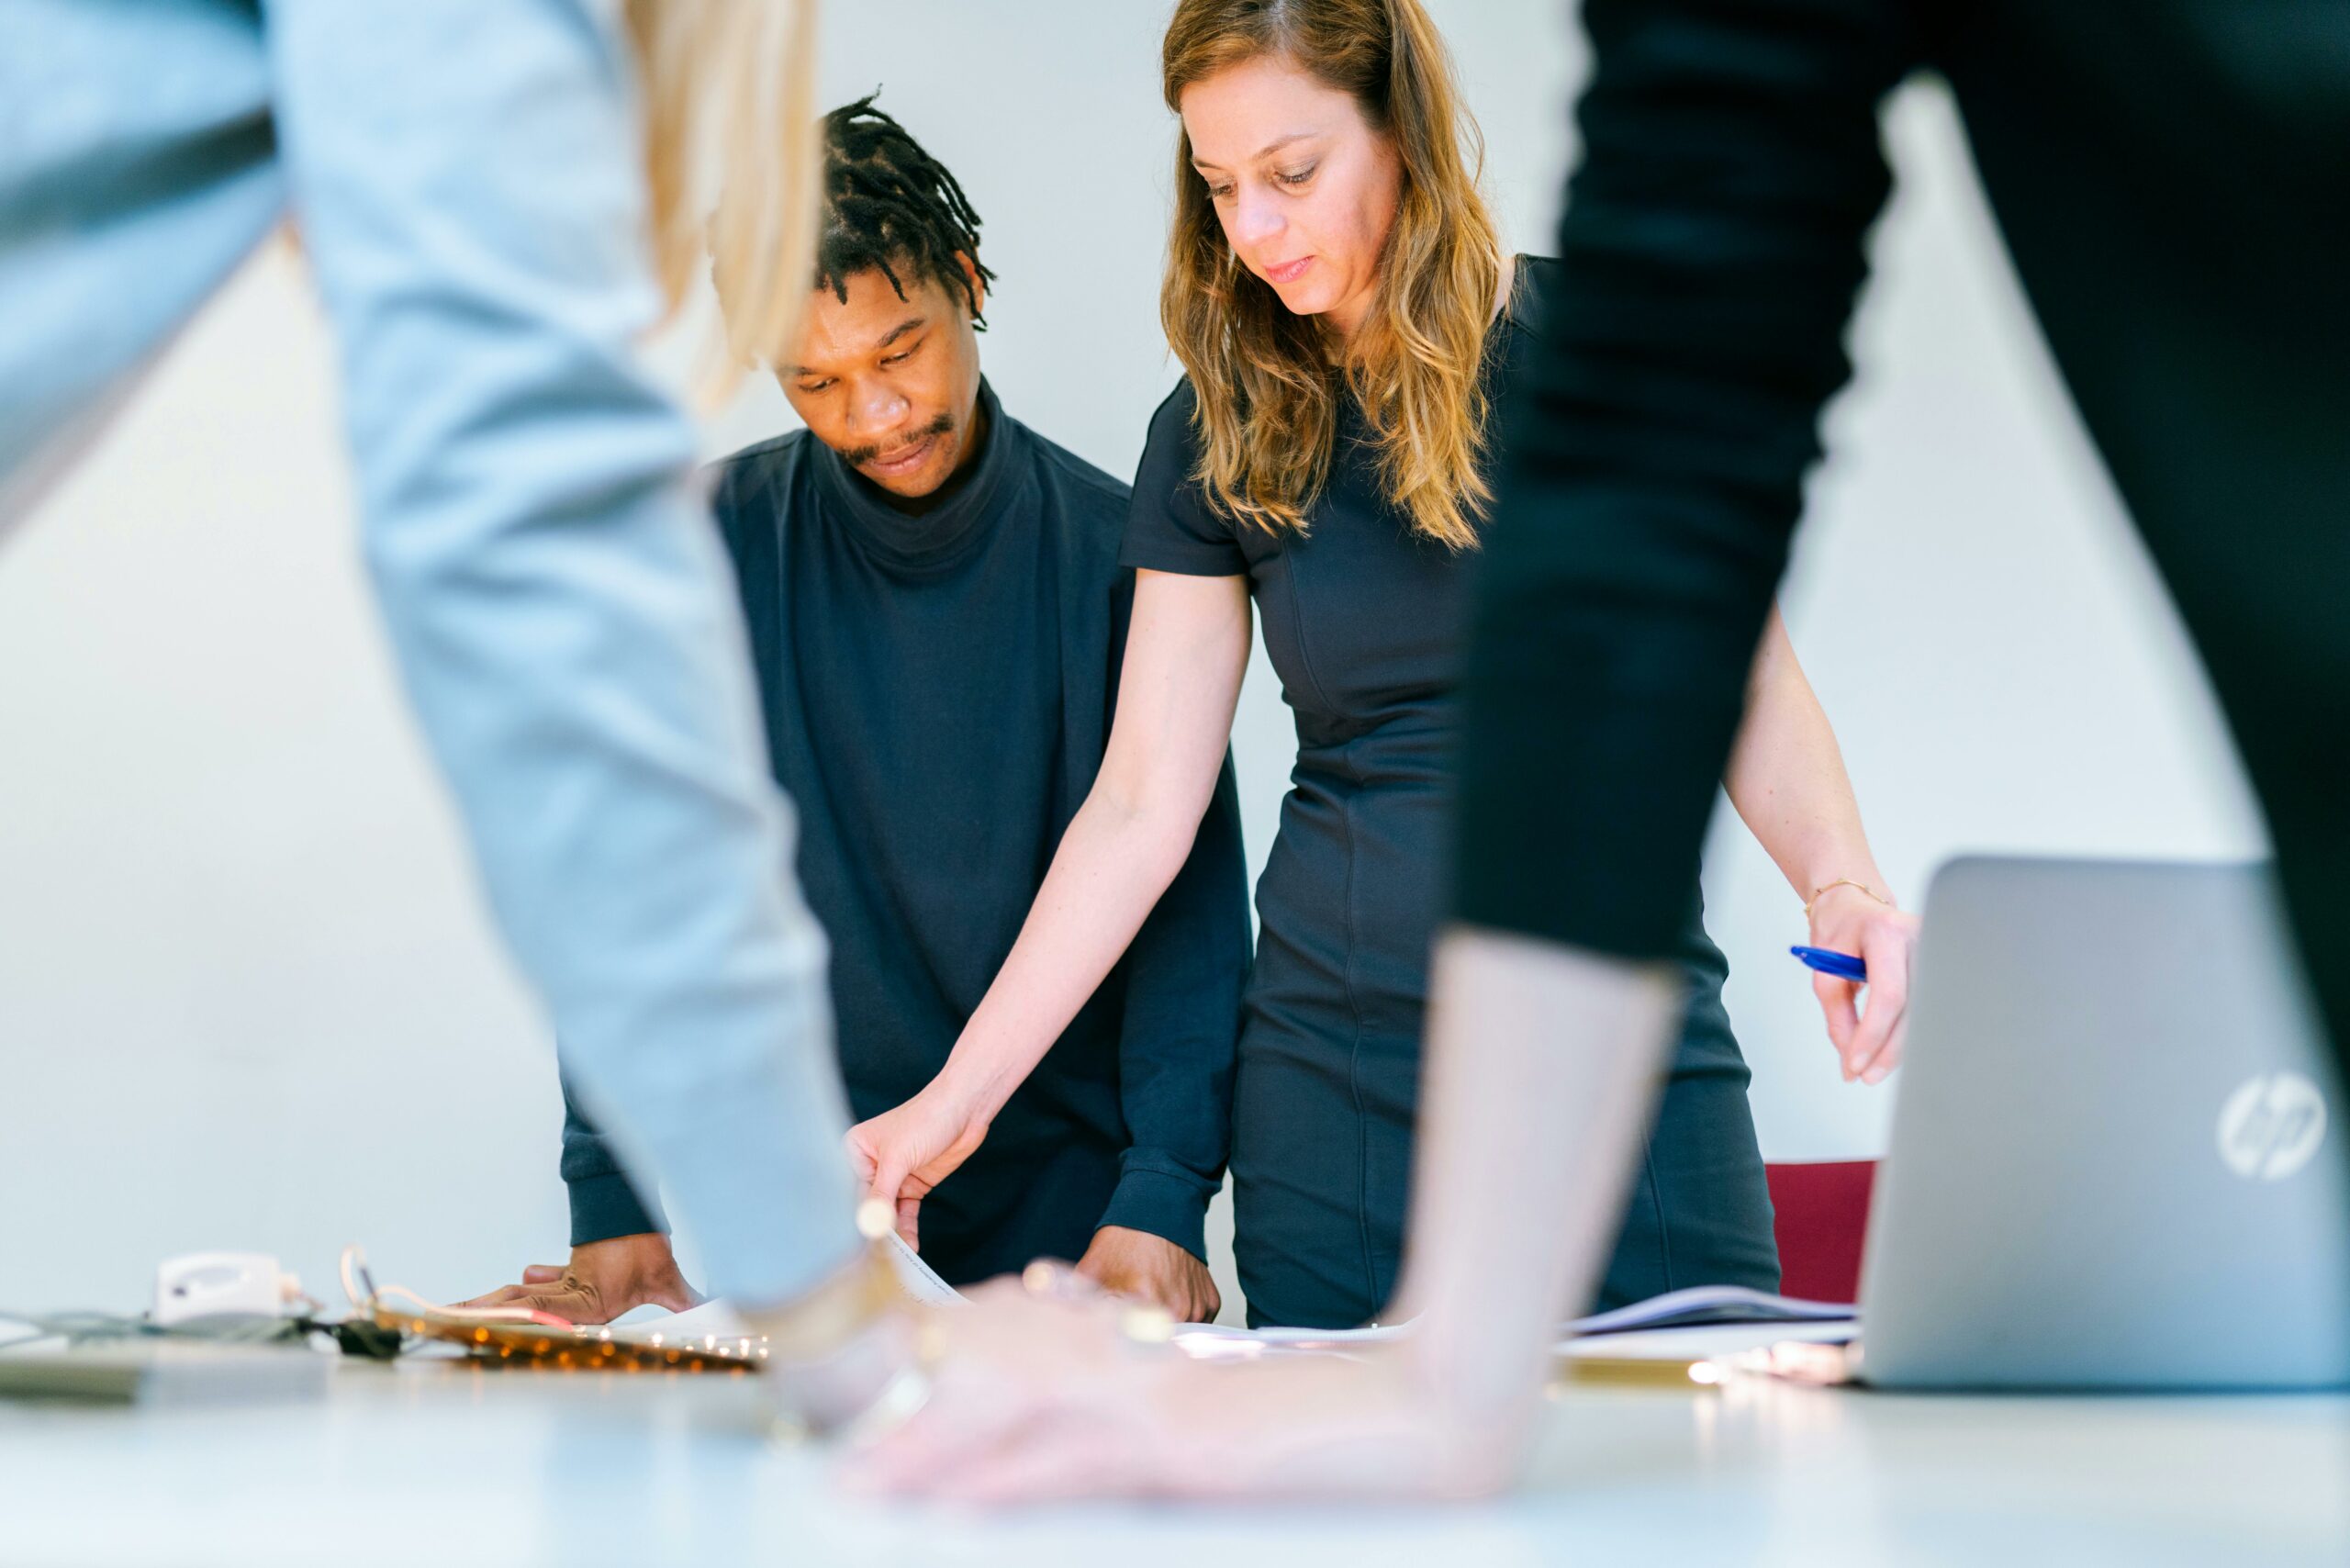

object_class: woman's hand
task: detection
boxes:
[1806,883,1920,1084]
[1721,610,1913,1084]
[845,1085,992,1249]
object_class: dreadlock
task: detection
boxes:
[816,94,997,330]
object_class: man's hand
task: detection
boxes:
[1075,1226,1220,1323]
[457,1232,699,1326]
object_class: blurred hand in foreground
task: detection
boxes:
[842,1296,1520,1504]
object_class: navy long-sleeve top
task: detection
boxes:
[560,380,1250,1282]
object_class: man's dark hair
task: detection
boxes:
[817,94,996,330]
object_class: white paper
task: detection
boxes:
[607,1298,748,1345]
[612,1273,1847,1360]
[603,1233,964,1350]
[878,1230,964,1307]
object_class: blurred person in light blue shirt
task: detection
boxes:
[0,0,862,1315]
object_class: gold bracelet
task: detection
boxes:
[1804,878,1890,919]
[757,1201,944,1443]
[755,1200,904,1365]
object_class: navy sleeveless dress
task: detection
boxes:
[1120,259,1780,1328]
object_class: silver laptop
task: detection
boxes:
[1857,857,2350,1390]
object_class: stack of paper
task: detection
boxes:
[1564,1285,1853,1338]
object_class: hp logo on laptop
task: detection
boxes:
[2217,1073,2330,1181]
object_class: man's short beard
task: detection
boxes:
[843,409,954,470]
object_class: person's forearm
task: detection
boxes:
[921,569,1250,1132]
[1724,609,1892,902]
[1102,754,1248,1254]
[1390,928,1684,1422]
[934,786,1204,1121]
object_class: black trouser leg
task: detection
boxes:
[2123,488,2350,1103]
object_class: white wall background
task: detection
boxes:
[0,2,2261,1321]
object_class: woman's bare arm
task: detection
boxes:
[846,569,1254,1238]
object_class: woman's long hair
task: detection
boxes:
[625,0,822,375]
[1162,0,1504,550]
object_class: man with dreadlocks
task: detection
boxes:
[467,96,1248,1323]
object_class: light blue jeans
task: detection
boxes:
[0,0,858,1305]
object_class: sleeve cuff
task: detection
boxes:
[1096,1164,1215,1261]
[566,1170,666,1249]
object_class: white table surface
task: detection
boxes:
[2,1340,2343,1567]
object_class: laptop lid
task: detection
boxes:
[1857,857,2350,1390]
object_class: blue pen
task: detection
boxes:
[1791,945,1868,984]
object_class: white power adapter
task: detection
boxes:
[153,1252,303,1327]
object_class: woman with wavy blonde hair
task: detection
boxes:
[852,0,1918,1331]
